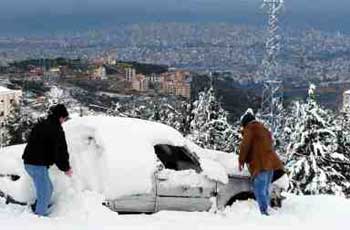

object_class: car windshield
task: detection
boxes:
[154,144,202,172]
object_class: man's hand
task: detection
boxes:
[238,163,244,172]
[65,168,73,177]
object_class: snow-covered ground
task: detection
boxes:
[1,193,349,230]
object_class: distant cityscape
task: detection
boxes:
[1,23,350,82]
[1,23,350,110]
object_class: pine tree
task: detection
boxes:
[178,101,193,136]
[276,101,303,162]
[286,84,350,195]
[157,103,182,131]
[107,98,192,135]
[107,102,127,117]
[231,121,243,155]
[335,112,350,194]
[335,112,350,158]
[3,104,34,146]
[187,87,236,153]
[46,86,64,107]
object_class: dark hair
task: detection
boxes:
[240,112,255,127]
[48,104,69,120]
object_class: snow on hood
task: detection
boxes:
[184,140,250,183]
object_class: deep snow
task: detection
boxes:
[0,193,349,230]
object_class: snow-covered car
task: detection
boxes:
[0,116,287,213]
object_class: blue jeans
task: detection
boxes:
[253,170,273,215]
[24,164,53,216]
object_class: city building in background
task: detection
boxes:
[132,74,149,92]
[159,70,192,98]
[90,65,107,80]
[0,86,22,146]
[0,86,22,123]
[125,68,136,82]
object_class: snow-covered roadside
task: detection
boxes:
[0,193,349,230]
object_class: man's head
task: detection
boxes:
[240,108,256,127]
[48,104,69,124]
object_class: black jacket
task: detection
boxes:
[22,116,71,172]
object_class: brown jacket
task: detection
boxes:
[239,121,283,177]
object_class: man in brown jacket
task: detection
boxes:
[238,110,283,215]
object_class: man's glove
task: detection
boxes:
[65,168,73,177]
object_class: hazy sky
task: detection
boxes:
[1,0,348,14]
[0,0,349,34]
[1,0,256,15]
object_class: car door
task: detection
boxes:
[154,144,217,212]
[106,174,157,213]
[155,169,217,212]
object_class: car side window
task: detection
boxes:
[154,144,202,173]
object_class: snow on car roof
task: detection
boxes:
[63,115,187,199]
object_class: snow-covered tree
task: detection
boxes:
[177,101,193,136]
[157,103,183,131]
[275,101,303,162]
[127,102,156,120]
[3,104,34,146]
[286,84,350,195]
[44,85,94,117]
[334,112,350,189]
[335,112,350,157]
[231,121,242,155]
[46,86,64,106]
[107,102,127,117]
[187,87,236,153]
[107,99,192,135]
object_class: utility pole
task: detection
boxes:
[260,0,284,132]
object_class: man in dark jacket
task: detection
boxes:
[22,104,73,216]
[238,109,283,216]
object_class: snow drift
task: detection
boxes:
[1,193,349,229]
